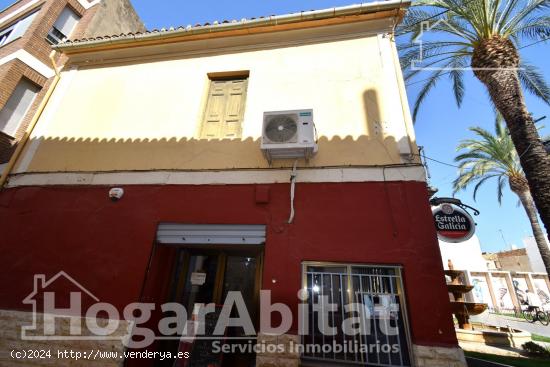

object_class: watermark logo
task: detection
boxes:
[410,20,521,72]
[22,271,109,340]
[21,271,404,351]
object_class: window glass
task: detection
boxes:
[222,255,257,313]
[0,11,38,46]
[0,78,40,136]
[47,6,80,44]
[0,26,13,46]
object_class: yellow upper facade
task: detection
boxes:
[12,1,419,175]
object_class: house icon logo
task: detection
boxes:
[409,19,521,72]
[21,271,100,340]
[410,19,470,71]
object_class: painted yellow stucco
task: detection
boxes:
[15,21,419,174]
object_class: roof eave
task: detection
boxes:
[53,0,410,53]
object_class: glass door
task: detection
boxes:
[219,255,259,367]
[158,247,262,367]
[179,254,220,314]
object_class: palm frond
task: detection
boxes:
[453,110,530,203]
[473,174,502,201]
[518,60,550,105]
[450,68,465,107]
[469,126,498,142]
[497,175,506,203]
[515,15,550,39]
[421,17,479,42]
[500,0,550,37]
[410,54,472,120]
[412,69,446,121]
[449,54,468,106]
[399,43,472,76]
[496,0,524,33]
[398,0,550,115]
[397,8,442,38]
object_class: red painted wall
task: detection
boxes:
[0,181,457,347]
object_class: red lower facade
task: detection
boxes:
[0,180,458,362]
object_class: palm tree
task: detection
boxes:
[453,116,550,275]
[398,0,550,272]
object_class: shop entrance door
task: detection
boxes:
[160,247,262,367]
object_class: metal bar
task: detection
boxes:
[370,274,380,366]
[397,267,414,367]
[389,274,403,366]
[321,273,325,359]
[357,274,367,364]
[330,274,336,360]
[303,261,403,269]
[339,273,347,362]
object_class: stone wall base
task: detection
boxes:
[0,309,130,366]
[412,344,467,367]
[255,333,300,367]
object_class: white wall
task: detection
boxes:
[523,236,549,274]
[439,234,488,272]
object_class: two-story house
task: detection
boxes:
[0,1,466,366]
[0,0,144,164]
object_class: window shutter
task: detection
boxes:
[53,7,80,38]
[6,11,38,42]
[200,78,248,139]
[200,81,227,139]
[0,79,40,136]
[222,79,247,138]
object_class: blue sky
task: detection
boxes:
[2,0,548,252]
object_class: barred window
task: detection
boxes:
[302,263,412,366]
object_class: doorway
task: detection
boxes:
[158,246,263,367]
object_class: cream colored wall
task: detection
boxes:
[15,31,418,173]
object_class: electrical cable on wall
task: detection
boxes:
[419,146,431,180]
[288,160,298,224]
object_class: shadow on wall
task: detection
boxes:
[15,133,417,173]
[364,88,382,137]
[363,88,415,158]
[9,86,418,173]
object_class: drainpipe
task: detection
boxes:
[0,51,62,189]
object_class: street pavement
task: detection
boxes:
[466,356,513,367]
[465,312,549,366]
[471,312,550,337]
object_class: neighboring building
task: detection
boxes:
[483,252,500,270]
[436,235,549,312]
[467,269,550,312]
[482,248,533,272]
[523,235,550,274]
[0,1,468,367]
[0,0,144,164]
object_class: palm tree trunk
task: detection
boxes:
[472,37,550,275]
[516,190,550,275]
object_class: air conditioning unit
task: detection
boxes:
[261,109,318,161]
